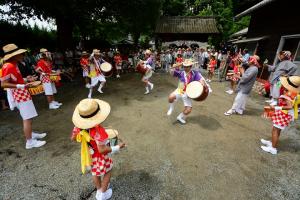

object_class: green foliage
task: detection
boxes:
[230,16,250,35]
[0,20,56,51]
[162,0,185,16]
[1,0,163,48]
[0,0,251,49]
[114,0,162,44]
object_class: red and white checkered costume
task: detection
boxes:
[73,125,113,176]
[271,94,294,128]
[1,62,37,120]
[80,57,90,73]
[36,59,52,83]
[271,110,293,127]
[91,148,113,176]
[1,62,32,103]
[89,125,113,176]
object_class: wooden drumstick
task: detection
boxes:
[170,62,183,69]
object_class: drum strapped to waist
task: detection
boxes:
[28,81,44,95]
[105,128,122,147]
[100,62,113,77]
[50,73,61,82]
[136,63,148,75]
[186,81,209,101]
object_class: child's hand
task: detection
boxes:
[118,142,126,149]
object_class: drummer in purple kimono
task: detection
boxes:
[142,49,154,94]
[167,59,207,124]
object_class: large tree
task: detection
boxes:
[0,0,115,49]
[113,0,162,45]
[0,0,163,49]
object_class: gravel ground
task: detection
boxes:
[0,71,299,200]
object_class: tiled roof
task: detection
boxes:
[155,16,219,34]
[230,28,248,38]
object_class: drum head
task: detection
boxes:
[106,129,119,139]
[186,81,203,99]
[100,62,112,72]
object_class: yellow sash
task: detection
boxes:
[293,95,300,120]
[76,130,92,174]
[177,82,184,94]
[88,70,97,78]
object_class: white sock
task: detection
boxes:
[178,112,184,119]
[169,103,174,110]
[145,87,149,92]
[26,139,34,144]
[88,88,93,97]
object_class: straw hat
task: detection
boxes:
[72,98,111,129]
[94,49,101,56]
[145,49,151,55]
[40,48,48,53]
[2,44,27,61]
[182,59,198,67]
[280,76,300,93]
[81,51,89,56]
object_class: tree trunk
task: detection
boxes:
[133,32,140,48]
[56,16,74,50]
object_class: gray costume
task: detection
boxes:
[231,65,258,114]
[268,60,298,98]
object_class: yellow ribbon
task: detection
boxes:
[177,82,185,94]
[88,70,97,78]
[293,94,300,120]
[76,130,92,174]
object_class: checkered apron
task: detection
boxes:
[41,74,51,83]
[12,88,32,103]
[271,110,292,127]
[91,151,113,176]
[88,139,113,176]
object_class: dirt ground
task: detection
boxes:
[0,71,300,200]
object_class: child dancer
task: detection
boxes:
[207,55,217,82]
[36,48,62,109]
[71,98,125,200]
[260,76,300,155]
[80,51,90,88]
[114,51,122,78]
[225,58,241,95]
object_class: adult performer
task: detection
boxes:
[80,51,91,89]
[36,48,62,109]
[167,59,208,124]
[113,51,122,78]
[88,49,107,98]
[1,43,46,149]
[224,55,260,116]
[140,49,154,94]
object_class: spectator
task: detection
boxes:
[265,51,298,106]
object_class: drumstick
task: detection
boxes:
[170,62,183,69]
